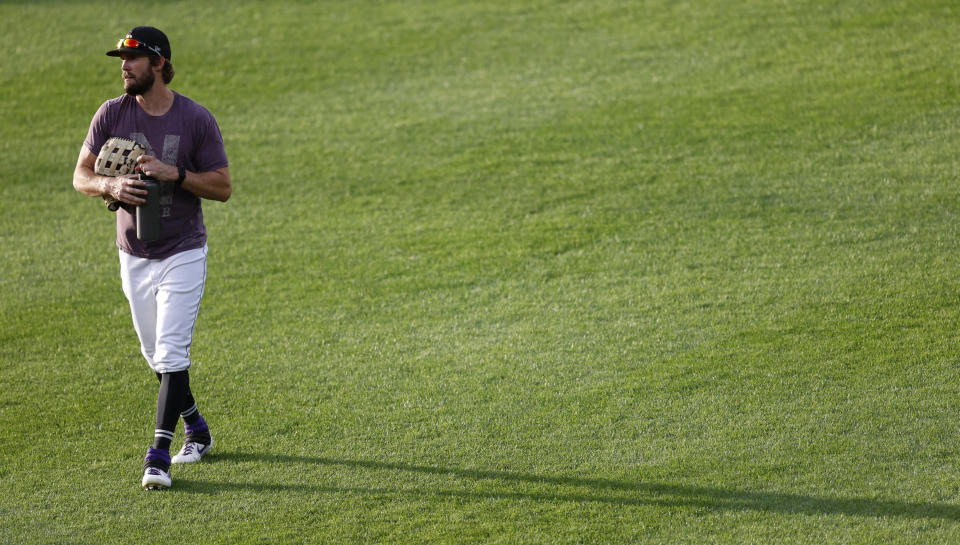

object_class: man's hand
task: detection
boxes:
[106,173,149,206]
[136,155,178,182]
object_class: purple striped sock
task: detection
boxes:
[185,415,208,436]
[145,447,171,471]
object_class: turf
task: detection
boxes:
[3,0,960,543]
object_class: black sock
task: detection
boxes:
[157,372,198,424]
[181,393,200,426]
[153,371,190,450]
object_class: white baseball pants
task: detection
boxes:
[119,246,207,373]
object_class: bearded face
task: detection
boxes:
[121,56,157,96]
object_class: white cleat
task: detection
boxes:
[172,436,214,464]
[142,467,171,490]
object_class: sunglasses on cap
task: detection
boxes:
[117,37,163,57]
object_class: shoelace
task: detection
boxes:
[182,443,195,455]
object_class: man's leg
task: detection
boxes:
[120,250,171,489]
[142,370,189,489]
[153,247,213,464]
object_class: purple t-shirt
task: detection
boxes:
[84,92,229,259]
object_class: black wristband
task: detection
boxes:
[176,166,186,187]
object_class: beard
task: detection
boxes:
[124,68,156,96]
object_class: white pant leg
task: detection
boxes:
[120,246,208,373]
[120,250,159,369]
[154,246,207,372]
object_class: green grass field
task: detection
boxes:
[3,0,960,542]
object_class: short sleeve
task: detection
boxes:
[191,107,229,173]
[83,100,113,156]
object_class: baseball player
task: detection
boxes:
[72,26,231,490]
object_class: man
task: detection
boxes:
[73,26,231,490]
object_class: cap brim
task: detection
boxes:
[106,47,148,57]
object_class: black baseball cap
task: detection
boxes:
[106,26,171,60]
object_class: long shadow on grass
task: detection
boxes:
[183,452,960,521]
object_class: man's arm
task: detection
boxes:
[137,155,231,202]
[73,146,147,205]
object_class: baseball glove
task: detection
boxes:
[94,137,145,211]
